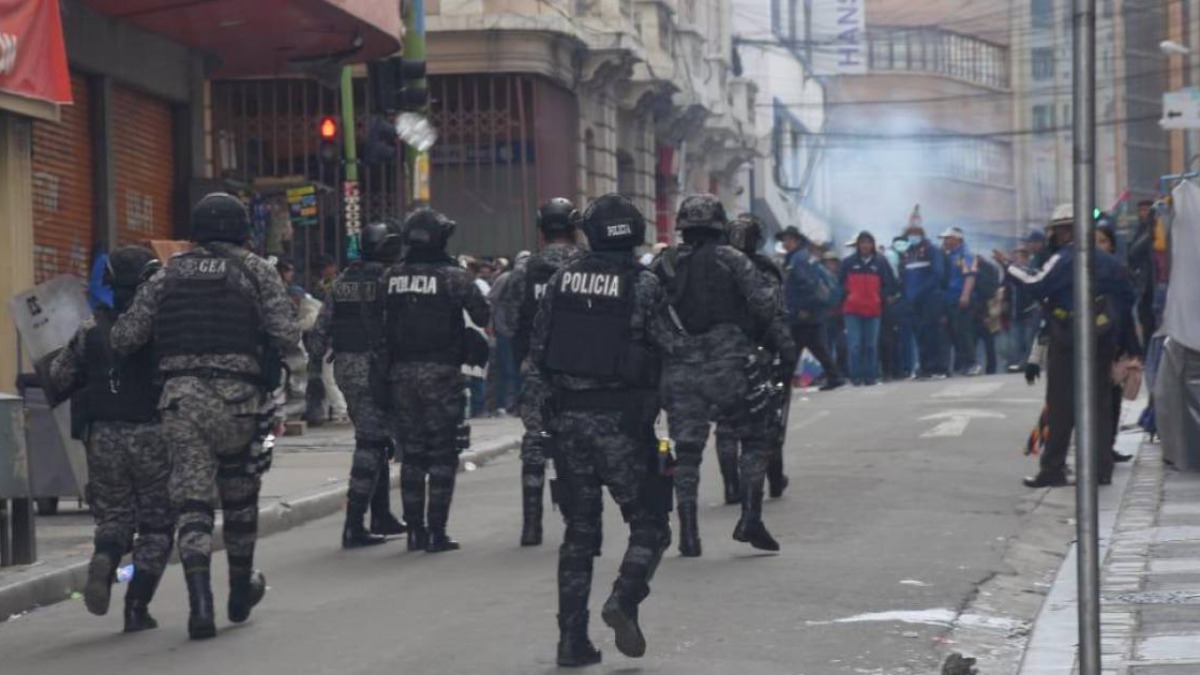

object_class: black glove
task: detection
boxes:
[1024,362,1041,386]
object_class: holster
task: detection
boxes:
[550,475,570,518]
[641,435,674,516]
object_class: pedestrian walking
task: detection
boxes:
[524,193,671,666]
[653,194,780,557]
[311,220,408,549]
[44,246,172,633]
[899,225,946,378]
[379,208,491,553]
[839,231,899,386]
[497,198,582,547]
[778,226,845,391]
[112,193,302,639]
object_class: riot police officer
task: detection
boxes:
[380,208,490,553]
[526,193,671,666]
[996,204,1134,488]
[652,194,780,556]
[497,197,582,546]
[311,220,407,548]
[112,193,302,640]
[44,246,172,633]
[714,214,798,503]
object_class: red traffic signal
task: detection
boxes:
[319,116,339,140]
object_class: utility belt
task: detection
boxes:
[1048,297,1114,343]
[554,386,659,438]
[163,367,263,387]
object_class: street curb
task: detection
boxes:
[0,435,520,622]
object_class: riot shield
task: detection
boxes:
[7,276,91,494]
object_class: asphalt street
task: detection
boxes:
[0,376,1048,675]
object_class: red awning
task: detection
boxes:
[79,0,402,77]
[0,0,72,105]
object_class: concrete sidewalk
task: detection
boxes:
[1018,426,1200,674]
[0,416,523,621]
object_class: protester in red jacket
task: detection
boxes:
[839,231,900,385]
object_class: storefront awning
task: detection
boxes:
[0,0,72,113]
[79,0,403,77]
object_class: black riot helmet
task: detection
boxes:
[361,219,403,262]
[190,192,251,245]
[727,213,766,254]
[537,198,578,235]
[105,245,161,311]
[580,194,646,251]
[402,207,456,251]
[675,194,728,232]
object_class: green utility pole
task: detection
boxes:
[404,0,430,205]
[340,65,362,259]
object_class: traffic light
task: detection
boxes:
[362,116,399,164]
[367,57,428,114]
[318,115,341,165]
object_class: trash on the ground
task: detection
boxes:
[463,461,478,472]
[116,564,134,583]
[899,579,930,587]
[940,652,978,675]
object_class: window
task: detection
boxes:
[1032,48,1055,80]
[1033,104,1056,131]
[1031,0,1054,29]
[865,27,1009,88]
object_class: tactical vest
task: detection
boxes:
[384,265,464,364]
[544,257,637,381]
[667,244,750,336]
[514,256,563,364]
[83,310,161,424]
[155,251,263,359]
[330,262,382,353]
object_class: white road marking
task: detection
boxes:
[919,409,1008,438]
[932,382,1005,399]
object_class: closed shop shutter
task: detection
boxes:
[31,73,94,284]
[112,85,176,245]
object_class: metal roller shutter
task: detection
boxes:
[31,73,94,284]
[112,85,176,245]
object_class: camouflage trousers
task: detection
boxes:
[551,411,669,617]
[335,353,391,512]
[661,357,766,509]
[160,377,262,577]
[390,362,465,530]
[85,421,174,576]
[518,374,551,507]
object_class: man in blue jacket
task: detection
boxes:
[899,225,945,378]
[995,204,1134,488]
[778,226,846,391]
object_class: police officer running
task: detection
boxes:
[498,198,582,547]
[379,208,490,553]
[310,220,408,548]
[112,193,301,640]
[714,214,799,504]
[43,246,172,633]
[652,195,780,557]
[526,193,671,666]
[995,203,1134,488]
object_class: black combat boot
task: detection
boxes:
[718,454,741,505]
[122,571,161,633]
[83,546,121,617]
[343,503,387,549]
[520,480,544,547]
[677,503,701,557]
[733,489,780,552]
[369,465,407,536]
[556,611,602,667]
[601,594,647,658]
[407,525,428,552]
[185,570,216,640]
[228,568,266,624]
[425,529,461,553]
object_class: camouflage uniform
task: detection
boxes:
[527,257,672,661]
[47,320,173,611]
[379,256,490,548]
[497,242,581,545]
[653,242,778,554]
[311,263,399,540]
[112,241,300,609]
[713,253,796,502]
